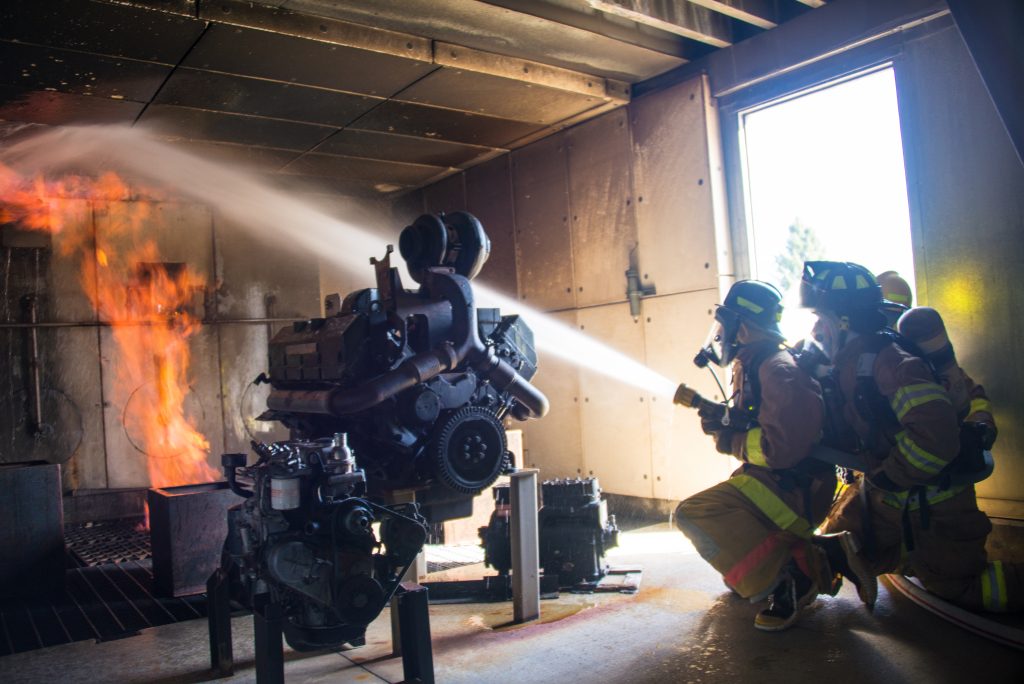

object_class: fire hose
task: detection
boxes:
[885,574,1024,650]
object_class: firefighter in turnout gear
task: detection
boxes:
[877,270,913,328]
[876,270,997,440]
[674,280,875,631]
[805,261,1022,612]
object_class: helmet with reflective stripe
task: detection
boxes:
[877,270,912,328]
[721,280,784,336]
[800,260,885,333]
[877,271,913,308]
[800,261,882,312]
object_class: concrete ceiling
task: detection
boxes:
[0,0,826,197]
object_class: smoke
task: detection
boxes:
[1,125,678,398]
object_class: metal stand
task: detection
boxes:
[510,469,540,623]
[208,573,434,684]
[206,578,285,684]
[207,568,233,677]
[393,582,435,684]
[253,594,285,684]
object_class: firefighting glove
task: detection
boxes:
[700,413,725,436]
[697,404,735,435]
[713,429,740,456]
[964,420,998,451]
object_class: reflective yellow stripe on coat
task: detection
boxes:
[895,430,948,476]
[727,474,811,538]
[890,382,950,421]
[982,561,1008,612]
[744,428,768,467]
[880,483,967,510]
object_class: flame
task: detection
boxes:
[1,163,218,498]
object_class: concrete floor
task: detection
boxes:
[2,524,1022,683]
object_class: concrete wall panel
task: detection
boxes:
[896,23,1024,514]
[642,291,733,501]
[511,133,575,311]
[422,173,466,216]
[218,323,288,456]
[565,108,638,308]
[52,327,107,489]
[631,76,720,296]
[466,156,518,297]
[576,303,653,498]
[519,310,584,480]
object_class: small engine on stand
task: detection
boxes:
[219,434,428,651]
[479,477,620,592]
[208,212,549,680]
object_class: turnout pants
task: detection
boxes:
[824,481,1024,612]
[674,466,835,600]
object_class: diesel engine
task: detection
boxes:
[217,211,549,651]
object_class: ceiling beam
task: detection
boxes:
[587,0,733,48]
[685,0,779,29]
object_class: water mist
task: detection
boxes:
[0,125,678,398]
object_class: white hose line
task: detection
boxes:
[884,574,1024,650]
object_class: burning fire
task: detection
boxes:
[1,163,218,493]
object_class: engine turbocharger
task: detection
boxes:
[218,212,548,651]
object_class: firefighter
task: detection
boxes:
[877,270,913,328]
[804,261,1021,612]
[877,270,995,432]
[674,280,875,631]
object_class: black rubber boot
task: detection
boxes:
[754,566,817,632]
[815,532,878,610]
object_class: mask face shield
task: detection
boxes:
[811,313,844,362]
[695,306,742,368]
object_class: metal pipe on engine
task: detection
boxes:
[266,267,547,419]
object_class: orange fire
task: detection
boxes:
[0,163,218,492]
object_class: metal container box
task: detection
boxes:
[148,481,240,597]
[0,462,65,597]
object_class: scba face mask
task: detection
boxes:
[694,306,742,368]
[811,313,847,362]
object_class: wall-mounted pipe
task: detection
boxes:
[22,294,44,435]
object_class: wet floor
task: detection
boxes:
[1,523,1022,683]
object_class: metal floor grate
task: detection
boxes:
[0,560,205,657]
[64,519,152,567]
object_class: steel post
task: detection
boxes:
[510,469,540,623]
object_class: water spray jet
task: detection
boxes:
[0,125,680,399]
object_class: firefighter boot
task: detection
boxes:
[815,531,877,610]
[754,567,817,632]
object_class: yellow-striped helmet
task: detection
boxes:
[800,261,882,315]
[721,280,784,335]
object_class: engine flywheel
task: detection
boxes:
[431,406,508,495]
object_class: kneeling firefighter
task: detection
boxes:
[805,261,1022,612]
[673,280,875,631]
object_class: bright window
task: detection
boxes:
[740,66,914,341]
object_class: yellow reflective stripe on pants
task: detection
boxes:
[890,382,950,421]
[727,473,811,538]
[896,430,948,476]
[744,428,767,467]
[982,561,1007,611]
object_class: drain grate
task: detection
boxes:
[65,519,151,567]
[0,560,206,657]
